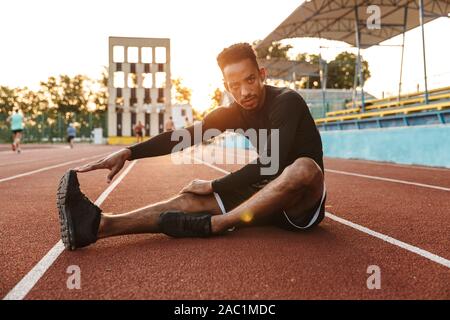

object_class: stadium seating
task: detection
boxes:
[325,86,450,118]
[317,86,450,125]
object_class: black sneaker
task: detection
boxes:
[56,170,102,250]
[159,211,212,238]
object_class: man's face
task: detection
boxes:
[223,58,266,110]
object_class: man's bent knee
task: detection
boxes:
[175,192,221,215]
[280,157,323,192]
[175,193,200,211]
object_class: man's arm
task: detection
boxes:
[76,105,239,183]
[127,124,198,160]
[127,106,238,160]
[211,94,303,194]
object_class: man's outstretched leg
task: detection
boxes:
[57,157,323,250]
[57,170,222,250]
[98,192,222,238]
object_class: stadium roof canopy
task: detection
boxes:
[257,0,449,110]
[257,58,319,80]
[257,0,449,49]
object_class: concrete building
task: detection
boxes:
[108,36,172,144]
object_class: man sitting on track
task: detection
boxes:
[57,43,326,250]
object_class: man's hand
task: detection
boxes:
[180,179,213,195]
[74,148,131,183]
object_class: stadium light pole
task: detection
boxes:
[419,0,429,104]
[354,6,365,112]
[398,6,408,105]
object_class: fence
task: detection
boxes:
[0,111,108,143]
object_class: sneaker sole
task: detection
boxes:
[56,170,77,250]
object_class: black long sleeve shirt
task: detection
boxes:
[128,85,324,194]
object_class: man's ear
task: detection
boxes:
[259,67,267,82]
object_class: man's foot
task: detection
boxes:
[11,143,15,152]
[56,170,102,250]
[159,211,212,238]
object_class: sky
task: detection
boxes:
[0,0,449,112]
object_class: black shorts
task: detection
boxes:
[136,132,143,137]
[213,178,327,231]
[12,129,23,134]
[67,136,75,142]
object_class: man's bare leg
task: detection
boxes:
[98,192,222,239]
[15,132,22,152]
[210,157,324,234]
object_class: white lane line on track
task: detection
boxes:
[327,157,450,172]
[0,152,111,183]
[194,157,450,269]
[325,169,450,192]
[0,154,98,167]
[2,160,138,300]
[0,147,68,154]
[326,212,450,268]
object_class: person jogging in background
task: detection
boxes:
[134,120,145,143]
[67,123,76,149]
[164,116,175,132]
[184,116,192,128]
[7,108,25,153]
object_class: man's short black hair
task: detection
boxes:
[217,43,259,71]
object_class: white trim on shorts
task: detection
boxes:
[213,192,227,215]
[213,192,236,232]
[282,184,327,230]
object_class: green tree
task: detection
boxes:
[327,52,370,89]
[94,67,109,111]
[253,40,292,60]
[192,108,203,121]
[171,78,192,104]
[199,88,223,118]
[0,72,109,143]
[296,53,321,89]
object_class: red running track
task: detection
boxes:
[0,144,449,299]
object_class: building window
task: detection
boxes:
[113,46,124,63]
[155,47,166,63]
[141,47,153,63]
[130,63,136,74]
[127,47,139,63]
[144,89,151,104]
[130,88,137,106]
[145,112,150,136]
[157,88,165,103]
[128,73,137,88]
[156,72,166,88]
[113,71,125,88]
[142,73,153,88]
[115,97,124,106]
